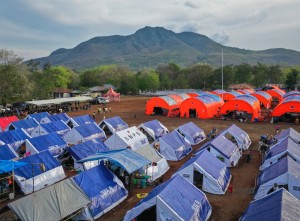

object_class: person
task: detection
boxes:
[92,112,96,119]
[109,107,112,113]
[228,184,233,194]
[295,117,299,125]
[98,107,102,114]
[275,124,280,134]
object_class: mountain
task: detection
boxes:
[31,26,300,70]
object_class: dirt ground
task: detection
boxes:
[1,96,299,221]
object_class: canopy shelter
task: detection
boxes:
[0,129,30,152]
[240,188,300,221]
[195,135,241,167]
[40,113,70,124]
[272,95,300,117]
[63,123,106,145]
[176,122,206,145]
[30,120,70,137]
[25,133,67,159]
[72,164,127,220]
[274,127,300,144]
[218,124,252,150]
[25,112,50,123]
[250,91,272,109]
[78,149,151,174]
[124,174,212,221]
[8,178,91,221]
[0,144,18,160]
[283,91,300,99]
[174,149,231,195]
[14,151,66,194]
[25,96,92,106]
[179,96,221,119]
[104,126,148,151]
[255,156,300,200]
[5,118,39,134]
[103,87,121,102]
[68,138,110,171]
[260,137,300,170]
[138,119,169,142]
[134,144,170,182]
[153,130,192,161]
[67,114,95,128]
[264,89,285,104]
[0,116,18,132]
[220,95,261,122]
[98,116,128,135]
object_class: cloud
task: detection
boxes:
[184,1,199,9]
[210,32,230,45]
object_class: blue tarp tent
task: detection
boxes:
[63,123,106,145]
[67,115,95,128]
[41,113,70,124]
[98,116,128,135]
[219,124,252,150]
[153,130,192,161]
[261,137,300,170]
[138,119,169,141]
[14,151,66,194]
[0,129,30,152]
[255,156,300,200]
[0,160,27,174]
[31,120,70,137]
[124,174,212,221]
[5,118,39,134]
[73,164,128,220]
[0,144,18,160]
[174,150,231,194]
[68,138,110,171]
[78,149,151,174]
[195,135,241,167]
[241,188,300,221]
[274,127,300,144]
[25,133,67,158]
[25,112,50,123]
[176,122,206,145]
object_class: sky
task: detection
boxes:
[1,0,300,61]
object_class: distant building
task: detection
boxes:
[53,88,72,99]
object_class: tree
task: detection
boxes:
[234,63,253,83]
[119,73,138,94]
[137,69,160,91]
[156,63,181,89]
[185,64,214,89]
[251,63,268,87]
[0,49,23,65]
[285,69,299,90]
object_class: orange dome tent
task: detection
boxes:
[0,116,18,132]
[237,89,255,94]
[283,91,300,100]
[272,95,300,117]
[251,91,272,109]
[265,89,285,103]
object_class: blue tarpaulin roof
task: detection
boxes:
[14,151,60,179]
[274,127,300,143]
[9,118,39,130]
[195,96,217,104]
[265,137,300,160]
[199,93,223,102]
[41,120,70,133]
[72,115,95,126]
[68,139,110,161]
[124,174,211,221]
[27,112,50,123]
[283,91,300,99]
[78,149,151,174]
[75,123,106,139]
[0,129,30,146]
[0,144,18,160]
[101,116,128,132]
[73,164,128,218]
[160,96,177,105]
[27,133,67,152]
[240,188,300,221]
[141,119,168,139]
[0,160,28,174]
[47,113,70,122]
[234,95,259,106]
[252,91,272,100]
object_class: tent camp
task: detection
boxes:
[30,120,70,137]
[25,112,50,123]
[195,135,241,167]
[240,188,300,221]
[153,130,193,161]
[14,151,66,194]
[179,96,220,119]
[63,123,106,145]
[174,149,231,195]
[250,91,272,109]
[72,164,128,220]
[103,87,121,102]
[176,122,206,145]
[25,133,67,159]
[0,116,18,132]
[123,174,212,221]
[264,89,285,104]
[68,138,110,171]
[274,127,300,144]
[67,114,96,128]
[0,129,30,152]
[104,126,148,151]
[220,95,261,122]
[272,95,300,117]
[134,144,170,182]
[138,119,169,142]
[98,116,128,135]
[5,118,39,134]
[218,124,251,150]
[40,113,70,124]
[260,137,300,170]
[255,156,300,200]
[0,144,18,160]
[8,178,91,221]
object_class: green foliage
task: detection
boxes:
[137,69,160,91]
[285,69,299,90]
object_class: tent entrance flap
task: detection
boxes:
[194,169,203,189]
[153,107,165,115]
[189,109,196,118]
[135,205,156,221]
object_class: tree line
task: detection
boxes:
[0,49,299,105]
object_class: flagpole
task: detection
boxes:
[222,48,224,100]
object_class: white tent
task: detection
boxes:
[138,119,169,142]
[176,122,206,145]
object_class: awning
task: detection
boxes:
[25,96,92,106]
[0,160,28,174]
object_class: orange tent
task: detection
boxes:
[180,96,220,119]
[283,91,300,100]
[103,87,120,102]
[0,116,18,131]
[251,91,272,109]
[237,89,255,94]
[265,89,285,104]
[187,92,200,97]
[220,95,261,122]
[272,95,300,117]
[211,90,226,96]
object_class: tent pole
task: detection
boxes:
[12,170,15,198]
